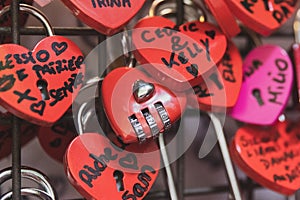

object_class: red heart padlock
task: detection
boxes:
[65,133,160,200]
[38,117,77,163]
[60,0,146,35]
[0,122,37,160]
[224,0,298,36]
[203,0,241,38]
[101,67,187,144]
[0,35,85,126]
[132,16,227,91]
[230,119,300,195]
[0,0,33,43]
[187,41,243,112]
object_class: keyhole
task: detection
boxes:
[37,79,50,100]
[113,170,125,192]
[252,88,264,106]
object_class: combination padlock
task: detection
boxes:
[224,0,298,36]
[132,0,227,91]
[101,67,187,143]
[64,79,160,200]
[230,118,300,195]
[60,0,146,35]
[0,4,85,126]
[230,28,294,125]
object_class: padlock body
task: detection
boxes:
[102,67,187,143]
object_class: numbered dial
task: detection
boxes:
[101,67,186,143]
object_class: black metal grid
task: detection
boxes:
[0,1,298,200]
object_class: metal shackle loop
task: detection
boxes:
[0,3,54,36]
[76,77,102,135]
[149,0,207,22]
[240,25,263,47]
[0,167,57,200]
[294,8,300,44]
[1,188,53,200]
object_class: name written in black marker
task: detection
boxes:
[0,42,85,117]
[240,0,296,24]
[91,0,131,8]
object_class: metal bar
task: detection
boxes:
[11,1,20,44]
[159,134,178,200]
[175,2,184,198]
[176,150,185,200]
[287,195,296,200]
[11,0,21,200]
[0,26,295,37]
[11,117,21,200]
[245,177,254,200]
[208,113,242,200]
[176,123,185,200]
[0,27,100,35]
[176,0,184,25]
[146,182,262,199]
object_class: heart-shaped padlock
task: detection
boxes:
[0,4,85,126]
[101,67,187,143]
[65,133,160,200]
[60,0,145,35]
[224,0,298,36]
[0,121,37,160]
[187,41,243,112]
[0,0,33,43]
[203,0,241,38]
[38,114,77,163]
[132,16,227,91]
[230,119,300,195]
[230,44,293,125]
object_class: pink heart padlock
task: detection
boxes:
[230,45,293,125]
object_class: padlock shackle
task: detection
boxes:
[294,9,300,44]
[1,188,53,200]
[149,0,207,22]
[240,25,263,47]
[0,3,54,36]
[0,166,56,200]
[76,77,102,135]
